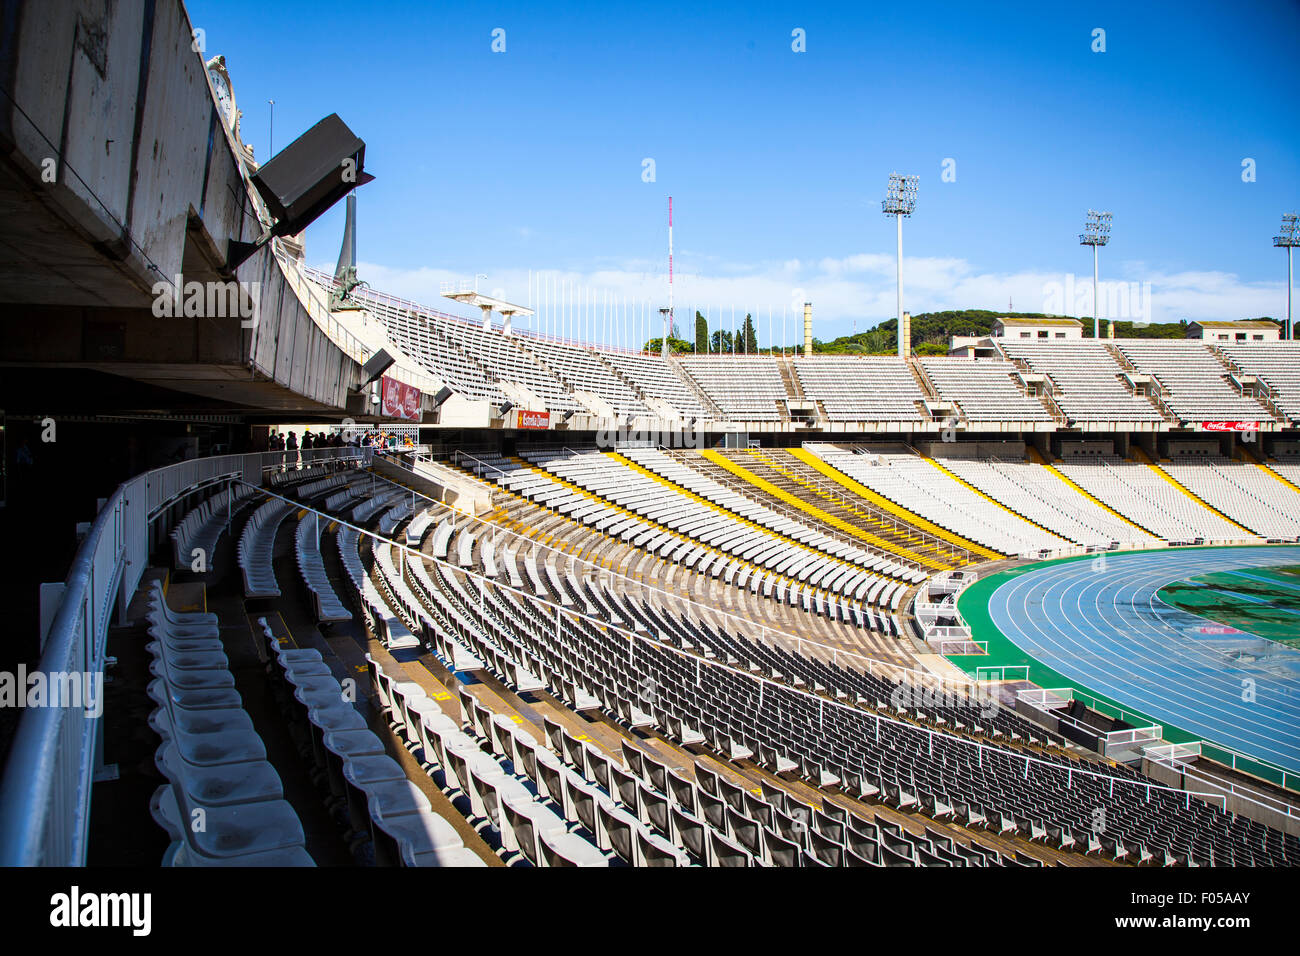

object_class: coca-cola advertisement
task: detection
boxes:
[380,376,422,422]
[1201,421,1257,432]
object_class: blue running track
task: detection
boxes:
[986,546,1300,776]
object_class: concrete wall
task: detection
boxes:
[0,0,364,411]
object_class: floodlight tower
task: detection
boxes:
[882,173,918,358]
[1079,210,1112,338]
[1274,214,1299,340]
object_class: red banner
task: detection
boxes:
[517,409,550,429]
[1202,421,1257,432]
[380,376,422,421]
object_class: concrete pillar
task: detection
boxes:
[480,305,492,330]
[502,311,513,336]
[803,302,813,356]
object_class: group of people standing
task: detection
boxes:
[267,428,415,466]
[268,430,348,452]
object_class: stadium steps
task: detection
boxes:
[666,355,725,419]
[777,355,806,401]
[790,448,1002,562]
[698,449,951,570]
[473,455,842,617]
[924,458,1073,546]
[906,358,940,400]
[1147,464,1259,537]
[603,451,881,601]
[1036,462,1160,539]
[667,448,909,556]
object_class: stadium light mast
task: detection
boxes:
[1274,214,1299,340]
[1079,210,1112,339]
[882,173,918,358]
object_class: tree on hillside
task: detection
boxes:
[643,335,693,354]
[695,311,708,353]
[710,329,734,354]
[740,313,759,354]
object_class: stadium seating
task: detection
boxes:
[294,513,352,622]
[1220,342,1300,424]
[813,449,1065,557]
[144,583,314,866]
[999,341,1165,424]
[919,358,1052,423]
[794,357,928,422]
[600,351,711,419]
[238,497,298,598]
[520,338,652,417]
[939,457,1161,550]
[1158,457,1300,540]
[679,356,788,420]
[1055,456,1258,545]
[170,483,257,570]
[1116,340,1273,424]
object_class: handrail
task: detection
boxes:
[0,445,370,865]
[280,255,442,396]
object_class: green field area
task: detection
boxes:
[1157,565,1300,649]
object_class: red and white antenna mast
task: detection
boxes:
[660,196,674,357]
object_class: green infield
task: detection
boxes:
[1157,565,1300,649]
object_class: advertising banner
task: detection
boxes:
[517,409,550,429]
[380,376,422,421]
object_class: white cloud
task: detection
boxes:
[326,253,1289,347]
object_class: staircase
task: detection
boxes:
[667,356,725,419]
[778,355,805,401]
[1107,343,1178,424]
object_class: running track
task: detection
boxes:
[986,546,1300,776]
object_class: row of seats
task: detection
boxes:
[367,653,615,865]
[795,356,929,422]
[312,268,1300,423]
[294,513,352,622]
[1118,340,1273,423]
[527,448,908,614]
[1000,341,1165,424]
[1056,457,1259,545]
[237,497,297,598]
[170,483,257,570]
[257,618,480,866]
[1158,458,1300,540]
[919,358,1052,423]
[460,452,900,630]
[1221,342,1300,424]
[678,356,788,420]
[143,581,313,865]
[939,457,1161,550]
[420,552,1013,865]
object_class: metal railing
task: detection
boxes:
[0,446,369,865]
[279,255,441,396]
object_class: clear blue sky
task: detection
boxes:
[188,0,1300,340]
